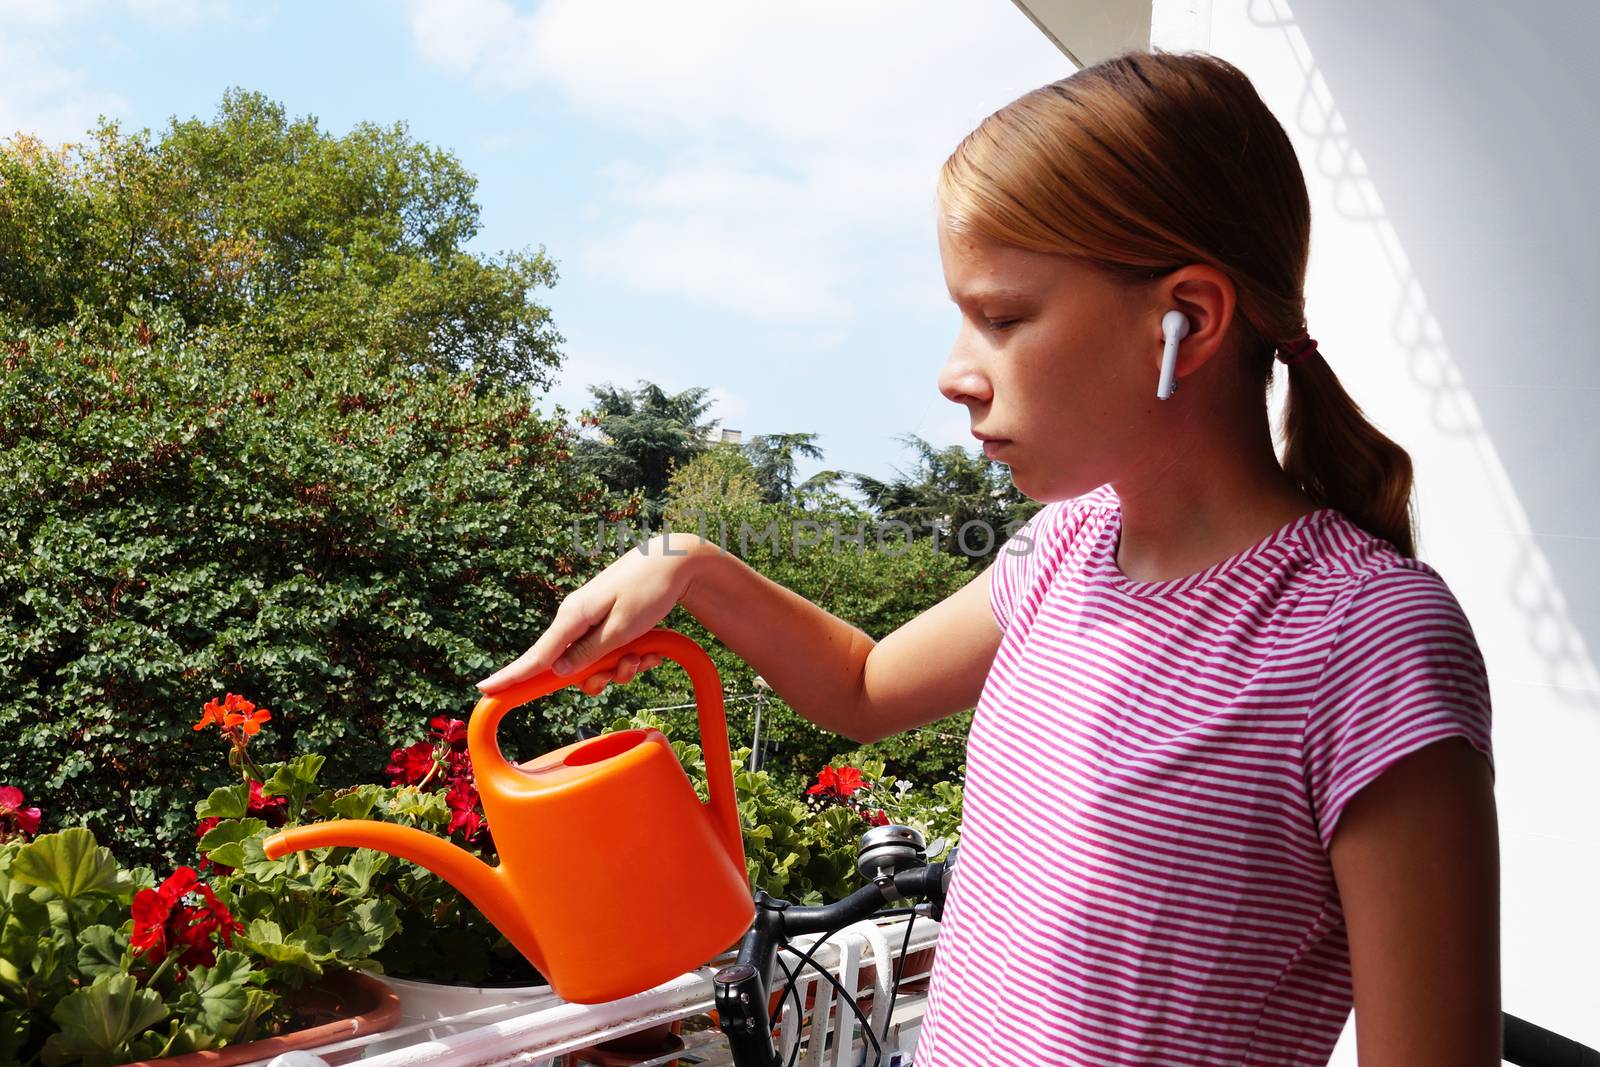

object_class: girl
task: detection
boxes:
[478,50,1498,1067]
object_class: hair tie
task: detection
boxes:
[1276,328,1319,366]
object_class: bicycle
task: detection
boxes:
[714,824,951,1067]
[711,825,1598,1067]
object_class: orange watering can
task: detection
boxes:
[262,628,754,1004]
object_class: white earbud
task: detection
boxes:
[1157,310,1189,400]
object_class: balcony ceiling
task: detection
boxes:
[1009,0,1152,66]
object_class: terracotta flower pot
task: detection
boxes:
[122,969,401,1067]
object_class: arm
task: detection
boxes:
[1330,737,1500,1067]
[679,539,1003,743]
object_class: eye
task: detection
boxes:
[985,317,1021,332]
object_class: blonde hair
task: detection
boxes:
[937,49,1417,556]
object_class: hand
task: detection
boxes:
[568,649,665,697]
[475,533,705,695]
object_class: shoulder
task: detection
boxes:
[1297,511,1476,636]
[1298,513,1493,849]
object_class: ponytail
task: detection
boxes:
[1280,354,1416,557]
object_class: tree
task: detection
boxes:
[574,380,718,525]
[852,434,1039,568]
[744,432,827,505]
[0,89,564,387]
[662,442,765,521]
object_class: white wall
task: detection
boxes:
[1169,1,1600,1058]
[1028,0,1600,1057]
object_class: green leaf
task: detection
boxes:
[178,950,253,1035]
[287,922,332,959]
[10,829,122,902]
[329,897,399,960]
[389,788,448,824]
[195,783,249,820]
[0,1007,30,1064]
[335,848,389,897]
[262,754,325,798]
[197,818,266,869]
[329,785,380,820]
[40,973,168,1067]
[75,925,126,980]
[238,919,322,975]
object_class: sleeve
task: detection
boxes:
[1302,566,1495,852]
[988,498,1077,633]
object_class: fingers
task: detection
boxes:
[480,643,665,698]
[476,593,614,693]
[575,653,665,696]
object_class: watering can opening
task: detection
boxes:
[514,727,658,782]
[561,728,648,767]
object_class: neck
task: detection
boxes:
[1108,394,1318,584]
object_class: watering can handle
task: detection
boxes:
[466,628,745,873]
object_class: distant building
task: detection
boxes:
[707,428,743,445]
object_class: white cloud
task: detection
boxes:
[0,37,126,143]
[408,0,1069,326]
[124,0,252,27]
[0,0,94,26]
[0,0,253,143]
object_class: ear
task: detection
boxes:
[1152,265,1238,380]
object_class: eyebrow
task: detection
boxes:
[948,286,1033,304]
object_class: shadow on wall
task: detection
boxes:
[1249,0,1600,706]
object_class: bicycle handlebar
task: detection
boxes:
[715,859,953,1067]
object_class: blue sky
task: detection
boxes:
[0,0,1070,485]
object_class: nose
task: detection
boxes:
[938,338,992,408]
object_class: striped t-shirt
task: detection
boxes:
[914,485,1494,1066]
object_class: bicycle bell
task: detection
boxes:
[857,824,927,899]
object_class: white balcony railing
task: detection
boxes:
[243,914,939,1067]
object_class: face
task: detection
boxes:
[936,216,1158,502]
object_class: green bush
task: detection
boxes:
[0,316,605,869]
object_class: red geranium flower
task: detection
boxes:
[429,716,468,751]
[807,765,867,799]
[194,697,228,732]
[0,786,41,840]
[131,867,244,979]
[246,780,288,825]
[384,740,437,787]
[224,706,271,735]
[174,883,245,970]
[195,693,263,733]
[444,777,484,841]
[806,766,839,796]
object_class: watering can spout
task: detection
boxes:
[262,821,547,977]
